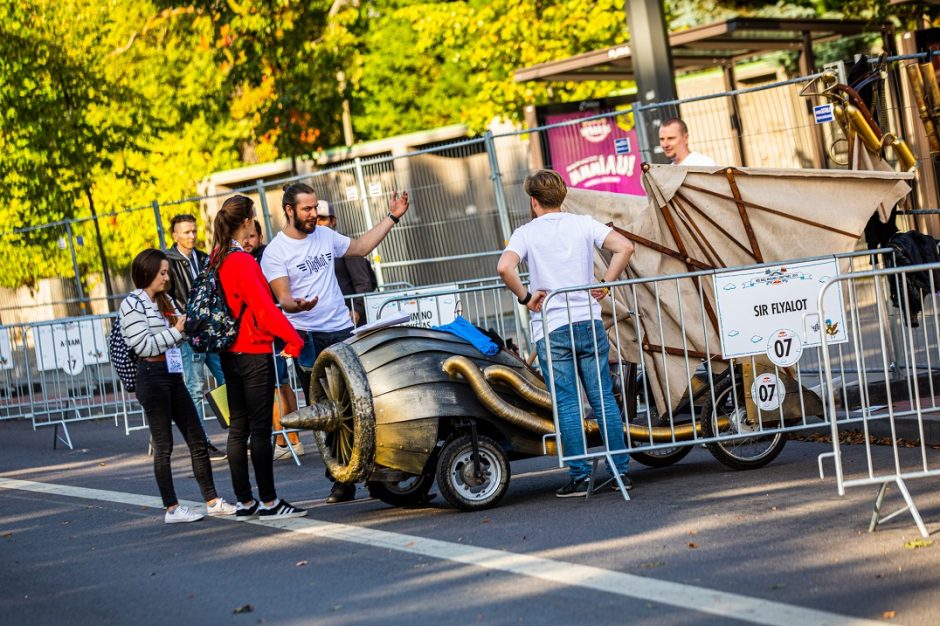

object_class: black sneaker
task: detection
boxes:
[258,499,307,521]
[610,474,634,491]
[556,477,590,498]
[207,442,227,461]
[235,501,259,521]
[326,482,356,504]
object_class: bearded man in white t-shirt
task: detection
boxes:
[658,117,717,166]
[497,169,634,498]
[261,181,409,503]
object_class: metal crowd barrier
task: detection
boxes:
[538,248,909,502]
[0,314,145,448]
[819,262,940,538]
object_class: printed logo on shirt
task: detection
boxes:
[296,252,333,274]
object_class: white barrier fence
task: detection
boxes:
[820,262,940,538]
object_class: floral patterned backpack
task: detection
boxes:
[184,251,246,353]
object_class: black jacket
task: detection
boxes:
[335,256,377,327]
[887,231,940,327]
[166,245,210,309]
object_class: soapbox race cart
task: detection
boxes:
[282,164,913,511]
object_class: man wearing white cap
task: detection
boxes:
[316,200,378,328]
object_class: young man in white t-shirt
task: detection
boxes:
[261,181,409,503]
[497,169,634,498]
[658,117,717,166]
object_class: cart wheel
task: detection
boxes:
[310,342,376,484]
[701,375,786,470]
[630,446,693,468]
[366,473,435,507]
[436,434,510,511]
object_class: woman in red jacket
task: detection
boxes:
[209,195,306,521]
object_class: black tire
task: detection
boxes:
[436,434,510,511]
[630,446,694,468]
[310,342,376,484]
[701,374,787,470]
[366,473,435,507]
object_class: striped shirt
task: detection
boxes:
[118,289,183,358]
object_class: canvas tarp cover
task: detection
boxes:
[561,164,914,414]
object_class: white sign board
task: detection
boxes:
[713,258,847,359]
[0,330,13,370]
[34,319,109,375]
[364,286,459,329]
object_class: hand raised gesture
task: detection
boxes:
[389,191,410,219]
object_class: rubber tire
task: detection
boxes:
[436,434,510,511]
[701,375,787,471]
[310,342,376,484]
[630,446,694,468]
[366,473,435,507]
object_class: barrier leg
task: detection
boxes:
[869,478,929,538]
[585,458,599,501]
[52,421,73,450]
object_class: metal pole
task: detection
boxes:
[633,105,651,163]
[484,130,513,247]
[65,222,86,315]
[256,179,275,239]
[353,157,384,286]
[152,200,167,250]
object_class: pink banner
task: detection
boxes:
[544,109,644,196]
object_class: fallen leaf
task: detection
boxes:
[688,542,699,549]
[98,462,106,467]
[883,610,896,619]
[330,604,342,612]
[295,560,308,568]
[688,530,698,535]
[904,539,933,549]
[481,517,491,524]
[403,541,414,547]
[639,561,664,569]
[2,532,12,539]
[772,583,786,590]
[233,604,254,614]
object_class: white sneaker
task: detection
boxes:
[274,442,304,461]
[165,505,204,524]
[206,497,237,517]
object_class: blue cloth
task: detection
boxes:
[536,320,630,480]
[433,316,499,356]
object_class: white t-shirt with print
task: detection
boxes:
[260,229,353,332]
[505,212,611,342]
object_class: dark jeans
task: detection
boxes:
[294,327,355,406]
[135,361,218,508]
[221,352,277,504]
[295,327,354,483]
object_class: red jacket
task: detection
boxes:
[219,251,303,357]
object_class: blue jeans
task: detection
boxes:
[180,342,226,427]
[536,320,630,481]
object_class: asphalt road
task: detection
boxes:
[1,417,939,626]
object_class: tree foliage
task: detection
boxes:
[3,0,940,292]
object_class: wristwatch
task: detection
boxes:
[518,291,532,305]
[387,212,400,224]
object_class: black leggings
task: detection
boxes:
[221,352,277,504]
[135,362,217,508]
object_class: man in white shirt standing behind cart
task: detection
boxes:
[261,181,409,503]
[497,169,634,498]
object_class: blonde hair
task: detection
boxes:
[523,169,567,209]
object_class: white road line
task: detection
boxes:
[0,477,882,626]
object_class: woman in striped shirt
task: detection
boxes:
[119,249,236,524]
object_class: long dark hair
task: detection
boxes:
[282,182,315,218]
[131,248,174,317]
[210,195,254,271]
